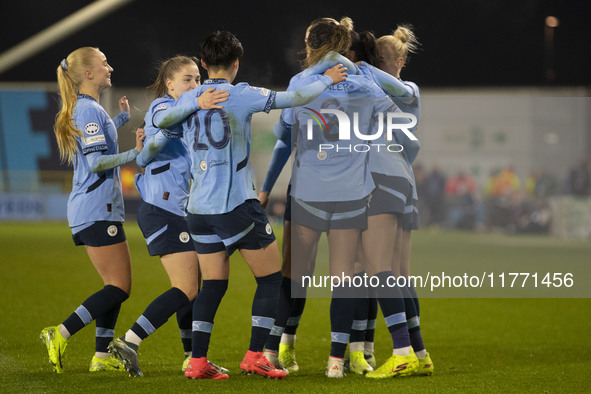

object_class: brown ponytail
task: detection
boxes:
[304,17,354,68]
[148,56,200,98]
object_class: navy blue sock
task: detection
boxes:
[192,280,228,358]
[131,287,190,340]
[176,302,193,354]
[249,271,282,352]
[330,285,356,358]
[349,273,369,347]
[62,285,128,336]
[95,304,121,353]
[402,285,425,352]
[374,271,411,350]
[265,276,292,352]
[409,283,420,317]
[365,287,378,344]
[284,279,307,336]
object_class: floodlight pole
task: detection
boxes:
[0,0,135,75]
[544,16,559,82]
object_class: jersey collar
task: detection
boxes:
[204,78,229,85]
[77,94,97,102]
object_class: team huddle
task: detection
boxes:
[41,16,433,380]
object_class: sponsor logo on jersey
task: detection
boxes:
[154,103,169,112]
[84,122,100,135]
[209,159,228,168]
[107,225,118,237]
[84,135,106,145]
[265,223,272,235]
[200,160,207,171]
[259,88,270,96]
[179,232,190,243]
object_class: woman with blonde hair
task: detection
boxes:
[373,25,433,377]
[40,47,144,374]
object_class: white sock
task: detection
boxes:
[124,330,143,347]
[392,346,412,357]
[349,342,364,352]
[415,349,427,359]
[364,341,374,355]
[94,351,110,359]
[58,324,71,340]
[280,334,296,346]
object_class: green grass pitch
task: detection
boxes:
[0,221,589,393]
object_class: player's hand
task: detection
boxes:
[258,191,270,209]
[324,64,348,84]
[119,96,131,114]
[135,127,145,152]
[198,88,230,110]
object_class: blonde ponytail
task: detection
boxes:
[54,47,100,165]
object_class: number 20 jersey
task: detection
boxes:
[176,78,276,215]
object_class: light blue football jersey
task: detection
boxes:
[349,65,414,183]
[360,64,421,201]
[135,94,191,216]
[67,94,128,228]
[391,78,420,201]
[284,72,394,202]
[176,79,277,215]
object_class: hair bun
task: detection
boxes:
[339,17,354,32]
[393,26,410,43]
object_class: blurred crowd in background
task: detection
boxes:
[413,156,590,233]
[253,156,591,235]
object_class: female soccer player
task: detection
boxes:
[284,28,431,378]
[108,56,229,377]
[154,31,347,380]
[373,25,433,377]
[267,17,407,378]
[40,47,144,373]
[257,52,357,375]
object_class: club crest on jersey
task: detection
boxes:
[107,225,118,237]
[200,160,207,171]
[179,232,190,243]
[84,122,100,135]
[265,223,272,235]
[317,151,327,160]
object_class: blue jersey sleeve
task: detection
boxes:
[78,106,108,154]
[361,62,414,98]
[272,75,333,109]
[237,85,277,114]
[86,148,140,173]
[136,131,170,168]
[300,52,359,78]
[261,108,294,193]
[111,111,130,128]
[153,90,200,129]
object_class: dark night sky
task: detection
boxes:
[1,0,589,88]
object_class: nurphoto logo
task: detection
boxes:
[304,108,418,154]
